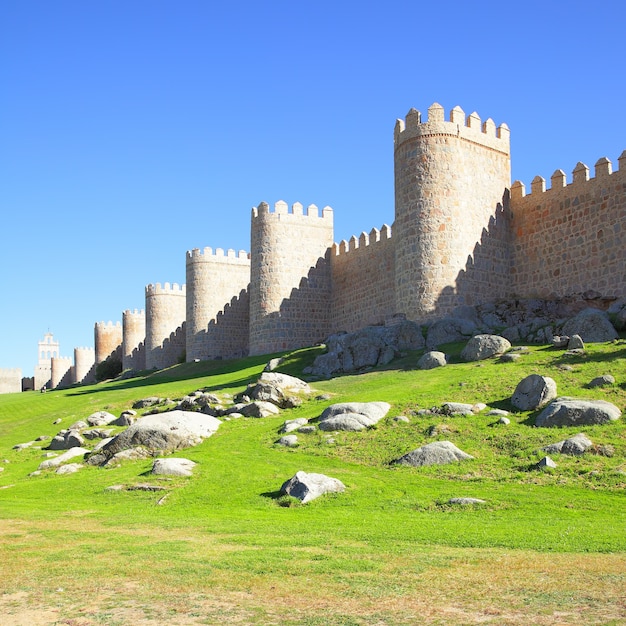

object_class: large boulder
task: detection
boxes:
[461,335,511,362]
[318,401,391,432]
[234,372,311,408]
[48,429,85,450]
[511,375,558,411]
[417,351,447,370]
[87,411,118,426]
[151,458,196,477]
[544,433,593,456]
[393,441,474,467]
[101,411,221,458]
[561,308,618,342]
[279,471,345,503]
[536,398,621,427]
[38,447,89,470]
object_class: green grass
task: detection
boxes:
[0,341,625,624]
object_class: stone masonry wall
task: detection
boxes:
[0,368,22,394]
[51,356,73,389]
[511,152,626,299]
[74,347,96,384]
[201,289,250,359]
[145,283,186,369]
[330,225,396,332]
[122,309,146,371]
[186,247,250,361]
[94,321,123,365]
[249,201,334,355]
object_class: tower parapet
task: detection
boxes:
[186,247,250,361]
[94,321,123,364]
[249,201,334,355]
[394,103,512,319]
[122,309,146,371]
[145,282,186,369]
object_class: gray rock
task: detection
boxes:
[552,336,570,348]
[235,373,311,409]
[587,375,615,388]
[104,447,152,466]
[55,463,82,475]
[417,351,447,370]
[393,415,410,423]
[536,456,557,469]
[264,357,284,372]
[297,426,316,434]
[68,420,88,431]
[280,418,309,434]
[441,402,475,416]
[511,375,557,411]
[426,317,477,350]
[499,353,521,362]
[238,401,281,418]
[132,397,162,409]
[393,441,474,467]
[536,397,621,427]
[13,441,35,450]
[561,308,618,343]
[38,447,89,470]
[276,435,298,447]
[87,411,118,427]
[498,416,511,425]
[544,433,593,456]
[112,414,135,427]
[48,429,85,450]
[151,458,196,477]
[487,409,509,417]
[318,402,391,432]
[101,410,221,458]
[448,497,486,505]
[567,334,585,350]
[83,428,113,440]
[279,471,345,503]
[461,335,511,361]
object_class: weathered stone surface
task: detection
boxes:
[318,402,391,431]
[536,456,557,469]
[101,410,221,458]
[48,430,85,450]
[511,375,557,411]
[499,353,521,362]
[461,335,511,361]
[587,375,615,388]
[264,357,284,372]
[418,351,447,370]
[441,402,476,416]
[276,435,298,447]
[238,401,281,418]
[567,334,585,350]
[426,317,477,350]
[87,411,118,426]
[38,447,89,470]
[132,397,162,409]
[112,414,135,427]
[448,497,486,505]
[536,398,621,427]
[561,308,618,343]
[497,416,511,425]
[544,433,593,456]
[68,420,88,431]
[151,458,196,477]
[83,428,113,440]
[279,471,345,503]
[298,425,317,434]
[393,441,474,467]
[55,463,82,475]
[280,418,308,434]
[104,447,152,466]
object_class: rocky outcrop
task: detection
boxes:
[561,308,618,343]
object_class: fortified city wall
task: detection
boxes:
[200,289,250,360]
[94,321,123,365]
[330,225,396,332]
[0,368,22,394]
[510,153,626,299]
[186,247,250,361]
[51,356,73,389]
[122,309,146,371]
[73,347,96,384]
[249,201,334,355]
[145,282,186,369]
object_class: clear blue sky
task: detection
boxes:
[1,0,624,376]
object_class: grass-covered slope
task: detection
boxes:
[0,342,625,625]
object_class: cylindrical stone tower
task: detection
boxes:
[74,347,96,384]
[249,200,334,356]
[122,309,146,371]
[186,247,250,361]
[145,282,186,370]
[94,321,123,364]
[393,103,511,319]
[51,356,73,389]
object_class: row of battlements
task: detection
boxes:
[123,308,145,316]
[186,247,250,263]
[95,321,122,329]
[251,200,333,220]
[331,224,392,256]
[394,103,510,152]
[52,355,73,363]
[0,368,22,374]
[145,282,187,296]
[511,151,626,200]
[75,347,95,352]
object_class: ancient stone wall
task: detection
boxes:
[186,247,250,361]
[74,347,96,384]
[145,282,186,369]
[249,201,334,355]
[51,356,73,389]
[0,368,22,394]
[510,152,626,299]
[122,309,146,371]
[393,103,511,320]
[330,225,396,332]
[201,289,250,359]
[94,321,122,365]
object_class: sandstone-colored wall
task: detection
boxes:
[201,289,250,359]
[94,321,123,365]
[0,368,22,394]
[74,347,96,384]
[145,283,186,369]
[186,247,250,361]
[249,201,334,355]
[330,225,396,332]
[51,356,73,389]
[393,103,511,320]
[511,153,626,299]
[34,363,51,391]
[122,309,146,371]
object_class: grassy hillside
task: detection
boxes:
[0,341,625,625]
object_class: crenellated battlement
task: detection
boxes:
[74,347,95,352]
[145,282,186,296]
[394,103,510,155]
[251,200,333,221]
[0,367,22,375]
[51,356,73,364]
[511,151,626,201]
[123,308,145,316]
[186,247,250,263]
[331,224,392,256]
[95,320,122,329]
